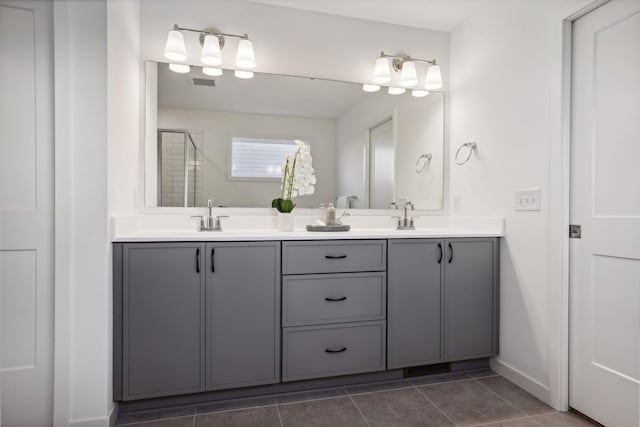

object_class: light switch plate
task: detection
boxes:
[515,188,541,211]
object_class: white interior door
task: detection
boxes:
[569,1,640,426]
[0,1,54,426]
[369,119,394,209]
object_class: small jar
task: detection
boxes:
[326,203,337,226]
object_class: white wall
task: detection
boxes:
[157,107,337,207]
[448,0,592,409]
[54,0,114,425]
[337,91,444,209]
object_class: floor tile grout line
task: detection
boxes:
[414,386,459,426]
[274,403,285,427]
[347,384,416,396]
[473,378,528,417]
[468,414,536,426]
[192,412,196,427]
[409,376,481,388]
[194,402,278,417]
[348,394,372,427]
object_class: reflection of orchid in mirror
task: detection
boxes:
[271,140,316,213]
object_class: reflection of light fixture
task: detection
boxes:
[169,63,190,73]
[363,51,442,95]
[234,70,254,79]
[202,67,223,76]
[164,24,256,79]
[412,89,429,97]
[362,84,380,92]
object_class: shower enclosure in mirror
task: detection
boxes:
[145,61,445,209]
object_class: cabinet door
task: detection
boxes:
[444,239,498,361]
[387,239,443,369]
[206,242,280,390]
[123,243,205,400]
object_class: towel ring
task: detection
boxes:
[415,153,433,173]
[455,142,477,165]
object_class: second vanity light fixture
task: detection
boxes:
[364,52,443,97]
[164,24,256,78]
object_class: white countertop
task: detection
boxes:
[111,214,504,242]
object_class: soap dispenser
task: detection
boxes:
[326,203,337,226]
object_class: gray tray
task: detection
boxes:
[306,224,351,232]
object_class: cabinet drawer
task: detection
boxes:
[282,240,386,274]
[282,273,386,327]
[282,321,386,382]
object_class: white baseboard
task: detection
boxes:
[490,358,552,407]
[68,406,116,427]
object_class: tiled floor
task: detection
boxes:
[116,370,599,427]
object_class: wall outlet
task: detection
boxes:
[515,188,541,211]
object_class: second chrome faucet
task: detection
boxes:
[389,201,416,230]
[191,200,228,231]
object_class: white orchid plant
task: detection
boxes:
[272,140,316,213]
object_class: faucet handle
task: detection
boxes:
[189,215,205,231]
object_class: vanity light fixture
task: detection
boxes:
[363,51,442,94]
[164,24,256,78]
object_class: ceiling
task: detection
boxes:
[246,0,493,32]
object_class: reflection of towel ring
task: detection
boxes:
[415,153,433,173]
[455,142,477,165]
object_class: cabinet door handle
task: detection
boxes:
[196,248,200,273]
[448,243,453,264]
[325,255,347,260]
[325,347,347,353]
[325,296,347,302]
[437,243,443,264]
[211,248,215,273]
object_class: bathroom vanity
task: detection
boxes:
[112,226,500,406]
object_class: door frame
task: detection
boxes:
[556,0,610,412]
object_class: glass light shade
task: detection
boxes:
[400,61,418,87]
[169,63,190,73]
[388,86,406,95]
[425,64,443,90]
[235,39,256,69]
[164,30,187,62]
[372,57,391,84]
[362,84,381,92]
[411,89,430,97]
[234,69,254,79]
[201,34,222,66]
[202,67,223,77]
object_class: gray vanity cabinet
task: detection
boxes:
[387,239,444,369]
[121,243,206,400]
[387,238,499,369]
[444,238,499,361]
[205,242,280,390]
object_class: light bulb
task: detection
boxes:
[234,69,254,79]
[388,87,405,95]
[400,61,418,87]
[169,63,190,73]
[411,89,430,97]
[201,34,222,66]
[362,84,381,92]
[425,64,442,90]
[235,39,256,69]
[202,67,223,77]
[373,57,391,84]
[164,29,187,62]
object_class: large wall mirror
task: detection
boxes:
[144,61,444,209]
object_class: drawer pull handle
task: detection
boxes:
[325,296,347,302]
[448,243,454,264]
[325,347,347,353]
[196,248,200,273]
[325,255,347,260]
[437,243,443,264]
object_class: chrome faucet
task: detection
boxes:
[390,201,416,230]
[191,200,228,231]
